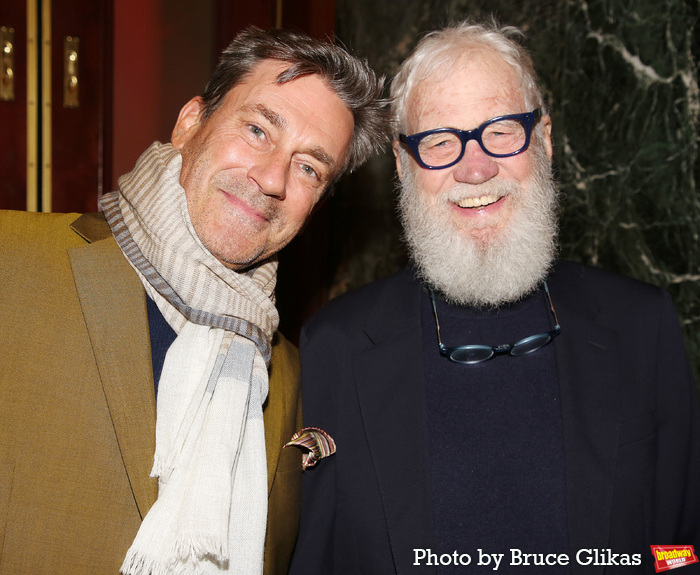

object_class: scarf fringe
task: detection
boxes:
[172,536,228,564]
[121,538,228,575]
[120,550,199,575]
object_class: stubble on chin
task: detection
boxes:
[186,181,276,271]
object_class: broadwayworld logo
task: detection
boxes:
[651,546,698,572]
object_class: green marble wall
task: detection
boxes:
[329,0,700,381]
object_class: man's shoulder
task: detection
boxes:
[550,259,676,330]
[1,211,86,273]
[300,268,420,351]
[1,209,80,235]
[0,210,109,246]
[551,259,664,300]
[309,268,416,324]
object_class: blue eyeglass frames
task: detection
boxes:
[428,281,561,364]
[399,109,543,170]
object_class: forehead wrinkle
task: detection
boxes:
[409,64,524,133]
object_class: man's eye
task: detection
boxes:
[429,138,452,149]
[301,164,319,179]
[248,124,265,138]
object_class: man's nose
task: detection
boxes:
[451,140,499,184]
[248,151,288,198]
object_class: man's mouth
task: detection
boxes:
[453,194,503,209]
[221,188,271,222]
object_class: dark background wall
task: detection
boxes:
[4,0,694,379]
[316,0,700,382]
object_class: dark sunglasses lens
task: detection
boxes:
[510,333,552,356]
[449,345,494,364]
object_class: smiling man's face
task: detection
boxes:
[394,47,559,306]
[394,48,552,248]
[171,58,354,270]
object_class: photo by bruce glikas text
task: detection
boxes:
[413,548,642,569]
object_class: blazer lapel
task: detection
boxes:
[69,232,158,519]
[353,271,436,574]
[549,266,622,573]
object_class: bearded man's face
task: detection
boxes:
[394,50,558,307]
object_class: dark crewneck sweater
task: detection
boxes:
[146,295,177,398]
[421,286,569,572]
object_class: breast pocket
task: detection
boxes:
[618,411,656,451]
[616,412,656,507]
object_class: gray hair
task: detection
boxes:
[390,20,545,137]
[201,26,389,176]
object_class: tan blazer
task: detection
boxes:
[0,210,302,574]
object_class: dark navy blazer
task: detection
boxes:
[290,261,700,575]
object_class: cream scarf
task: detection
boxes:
[101,142,278,575]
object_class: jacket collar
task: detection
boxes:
[354,270,436,574]
[547,262,621,573]
[68,214,159,518]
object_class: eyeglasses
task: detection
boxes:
[427,281,561,364]
[399,109,542,170]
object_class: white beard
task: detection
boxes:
[397,141,559,308]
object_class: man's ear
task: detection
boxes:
[172,96,204,149]
[392,140,403,180]
[541,114,553,159]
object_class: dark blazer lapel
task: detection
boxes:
[68,232,158,519]
[549,266,622,572]
[353,271,436,574]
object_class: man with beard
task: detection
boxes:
[0,27,387,575]
[289,21,700,574]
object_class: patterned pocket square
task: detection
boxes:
[284,427,336,469]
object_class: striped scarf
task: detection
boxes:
[102,142,278,575]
